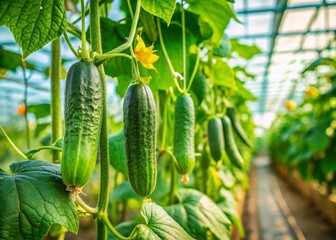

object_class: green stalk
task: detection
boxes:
[22,61,30,149]
[90,0,110,239]
[181,1,187,90]
[157,17,184,93]
[63,32,79,59]
[186,48,200,92]
[50,38,62,163]
[0,124,27,160]
[81,0,89,60]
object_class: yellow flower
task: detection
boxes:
[284,100,297,111]
[305,86,319,98]
[134,35,159,72]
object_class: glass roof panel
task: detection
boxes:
[246,13,274,35]
[288,0,321,5]
[280,8,315,32]
[302,32,334,50]
[274,35,302,52]
[248,0,276,9]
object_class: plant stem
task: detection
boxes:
[186,48,200,92]
[50,38,62,163]
[127,0,134,19]
[22,61,30,149]
[90,0,110,239]
[156,17,184,93]
[81,0,89,60]
[100,214,134,240]
[75,194,98,214]
[26,146,63,159]
[104,0,140,55]
[63,32,79,59]
[181,2,187,90]
[95,52,133,66]
[169,159,176,205]
[66,28,82,40]
[0,124,28,160]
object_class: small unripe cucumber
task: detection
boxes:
[123,82,157,197]
[226,107,252,147]
[221,116,244,169]
[61,60,102,188]
[173,94,195,175]
[207,118,225,162]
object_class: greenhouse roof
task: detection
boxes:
[227,0,336,123]
[0,0,335,125]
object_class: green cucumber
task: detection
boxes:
[61,60,102,189]
[221,116,244,169]
[123,82,157,197]
[173,94,195,176]
[207,118,225,162]
[226,107,252,147]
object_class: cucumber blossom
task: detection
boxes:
[123,82,157,197]
[61,60,102,189]
[226,107,252,147]
[207,118,225,162]
[173,94,195,178]
[221,116,244,169]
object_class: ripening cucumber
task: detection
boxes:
[226,107,252,147]
[173,94,195,176]
[207,118,225,162]
[61,60,102,189]
[123,82,157,197]
[221,116,244,169]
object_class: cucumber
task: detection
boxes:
[207,118,225,162]
[221,116,244,169]
[61,60,102,189]
[123,82,157,197]
[173,94,195,176]
[226,107,252,147]
[190,73,207,104]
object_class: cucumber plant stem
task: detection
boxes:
[89,0,110,239]
[157,17,184,93]
[50,38,62,163]
[22,61,30,149]
[0,124,27,160]
[181,1,187,91]
[63,32,79,59]
[81,0,89,60]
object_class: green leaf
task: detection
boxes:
[133,202,194,240]
[110,181,142,202]
[147,23,196,92]
[302,57,336,73]
[0,46,34,71]
[234,80,257,101]
[108,131,127,175]
[164,188,231,239]
[214,34,231,58]
[0,0,67,58]
[186,0,238,46]
[109,221,140,240]
[27,103,51,120]
[116,75,133,97]
[230,39,261,60]
[320,150,336,175]
[305,120,331,153]
[141,0,176,25]
[213,59,236,90]
[34,122,50,137]
[0,160,78,240]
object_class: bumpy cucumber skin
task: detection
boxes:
[207,118,225,162]
[226,108,252,147]
[221,116,244,169]
[174,94,195,174]
[123,83,157,197]
[190,73,207,104]
[61,60,102,188]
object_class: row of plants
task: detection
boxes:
[269,57,336,195]
[0,0,259,239]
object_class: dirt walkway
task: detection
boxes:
[243,155,336,240]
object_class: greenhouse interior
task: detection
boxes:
[0,0,336,239]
